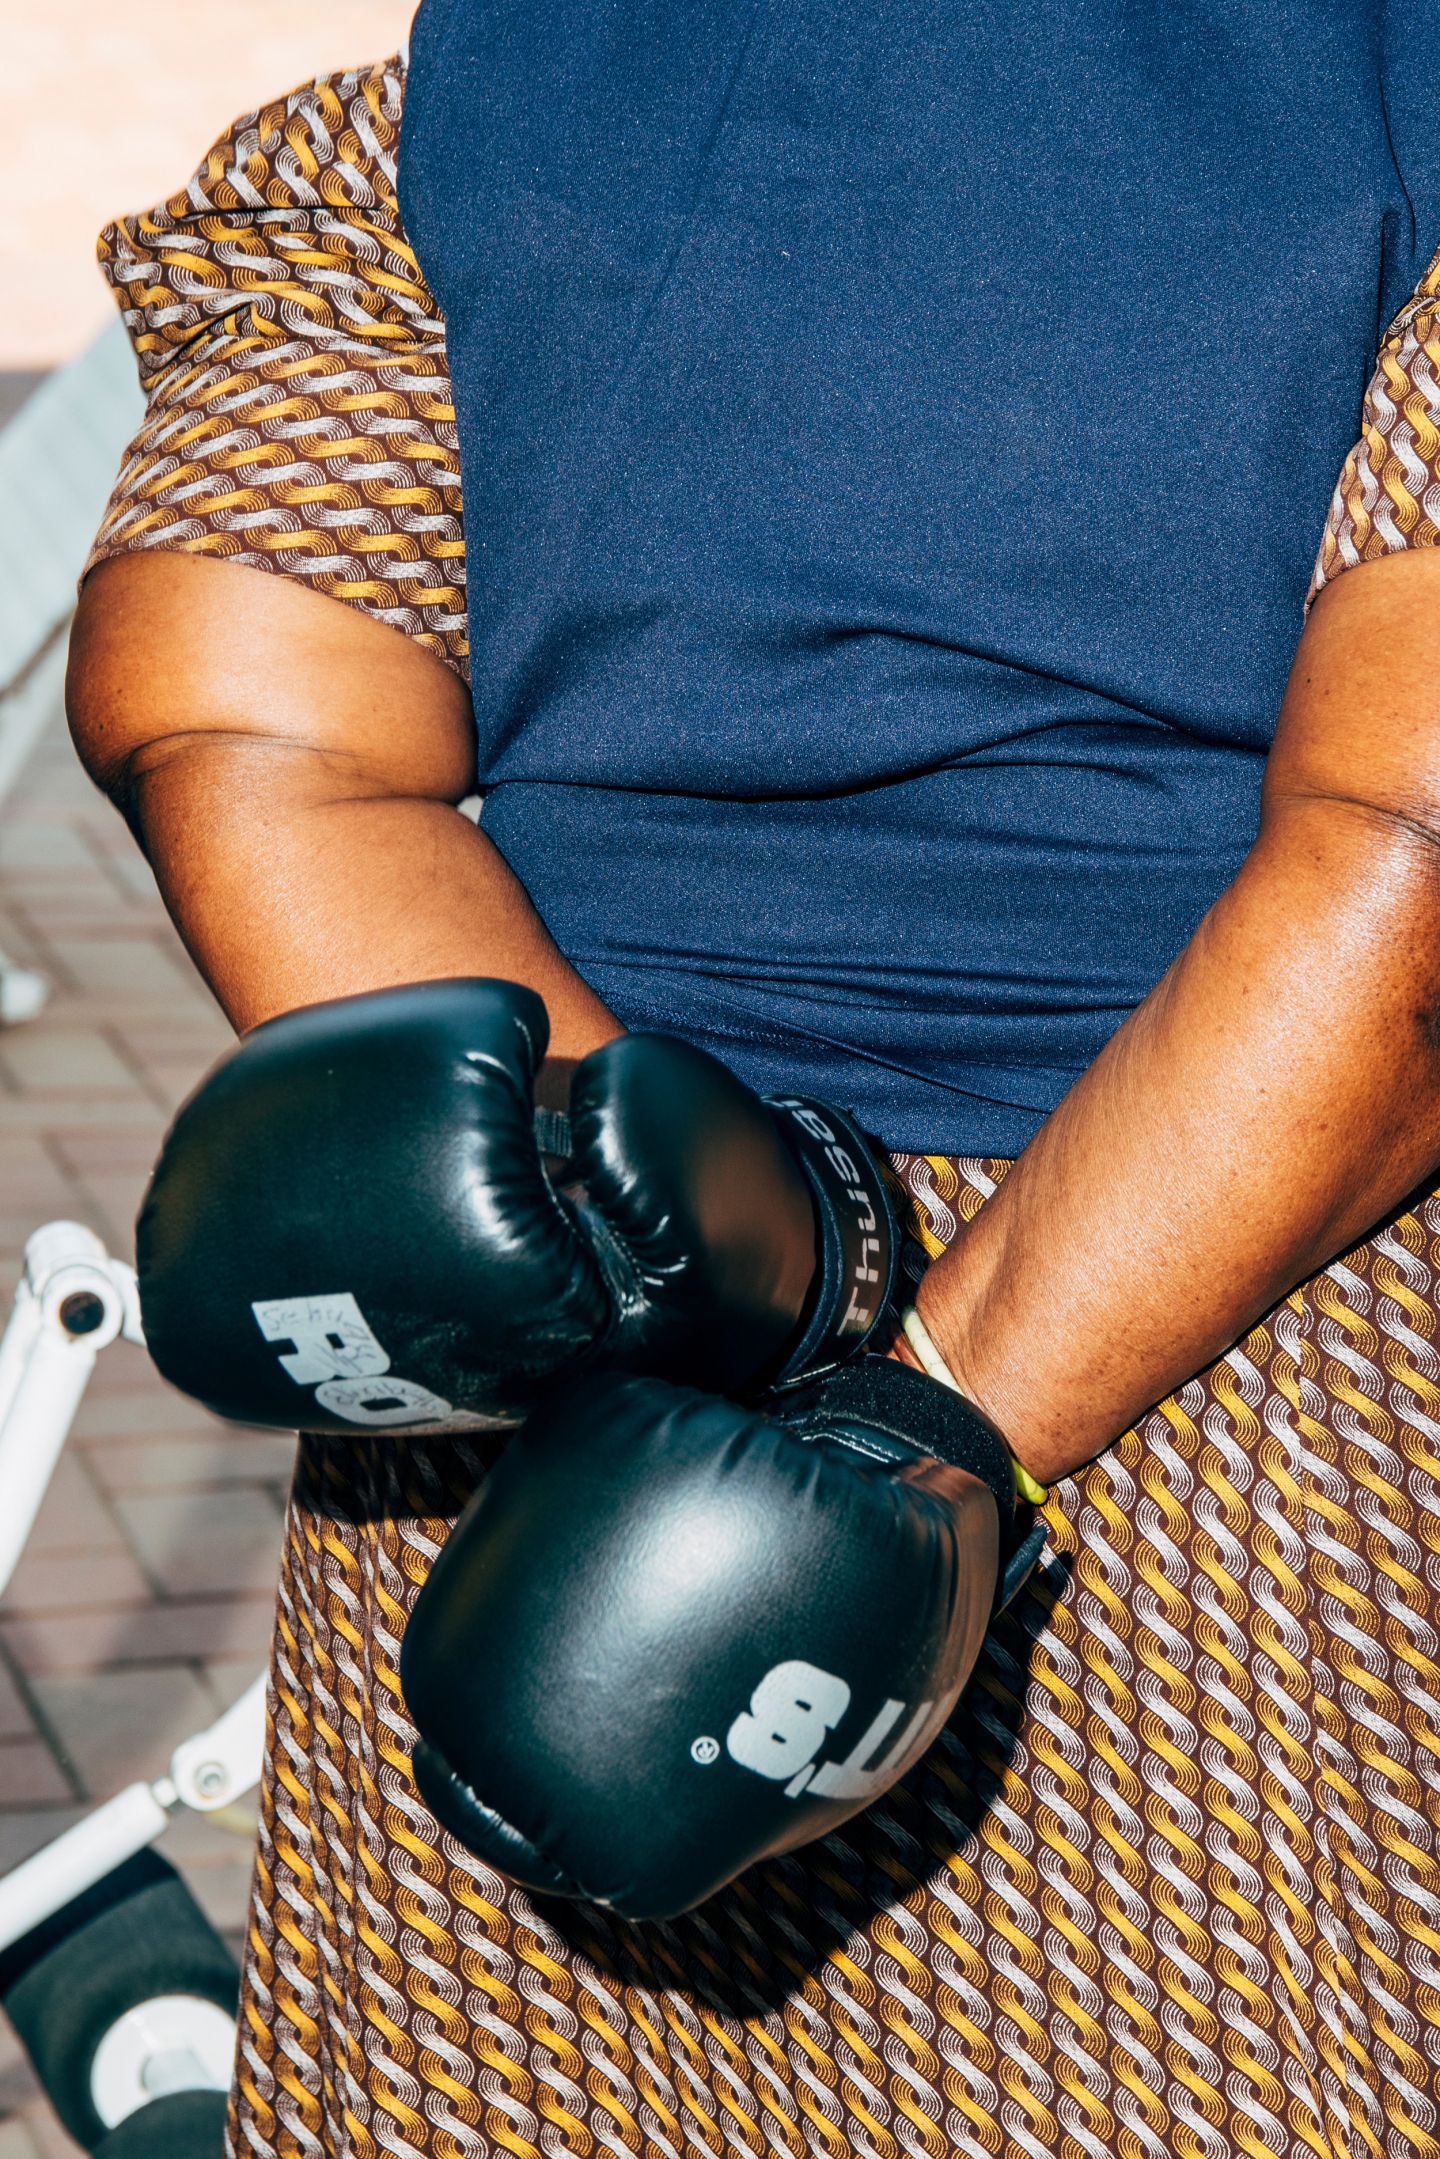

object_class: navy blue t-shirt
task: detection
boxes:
[399,0,1440,1152]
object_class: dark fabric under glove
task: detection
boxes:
[137,978,896,1433]
[402,1356,1044,1919]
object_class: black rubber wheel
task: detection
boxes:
[92,2087,228,2158]
[0,1848,237,2151]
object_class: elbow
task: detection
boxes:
[1262,784,1440,872]
[65,573,154,841]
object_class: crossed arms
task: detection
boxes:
[67,542,1440,1482]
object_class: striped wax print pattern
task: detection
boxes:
[84,57,468,679]
[227,1151,1440,2159]
[1312,236,1440,603]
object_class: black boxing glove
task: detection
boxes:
[137,978,896,1434]
[401,1357,1048,1919]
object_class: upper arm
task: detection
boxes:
[1265,548,1440,842]
[74,51,474,825]
[68,549,477,815]
[1272,241,1440,837]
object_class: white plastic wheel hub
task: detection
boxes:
[89,1994,235,2128]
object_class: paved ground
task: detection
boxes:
[0,673,287,2154]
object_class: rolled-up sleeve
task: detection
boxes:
[1311,244,1440,608]
[86,54,469,680]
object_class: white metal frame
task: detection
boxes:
[0,1222,266,1955]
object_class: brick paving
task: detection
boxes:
[0,683,287,2152]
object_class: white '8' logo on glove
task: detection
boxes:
[724,1658,942,1802]
[726,1661,851,1780]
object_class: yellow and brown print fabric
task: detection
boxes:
[86,56,467,678]
[1313,243,1440,599]
[233,1154,1440,2159]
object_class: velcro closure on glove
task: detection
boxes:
[533,1105,572,1158]
[770,1355,1050,1612]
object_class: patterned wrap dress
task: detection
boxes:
[86,56,1440,2159]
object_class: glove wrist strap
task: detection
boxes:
[532,1106,573,1158]
[763,1097,899,1387]
[901,1306,1049,1504]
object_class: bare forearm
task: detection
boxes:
[918,799,1440,1476]
[129,738,619,1048]
[917,553,1440,1481]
